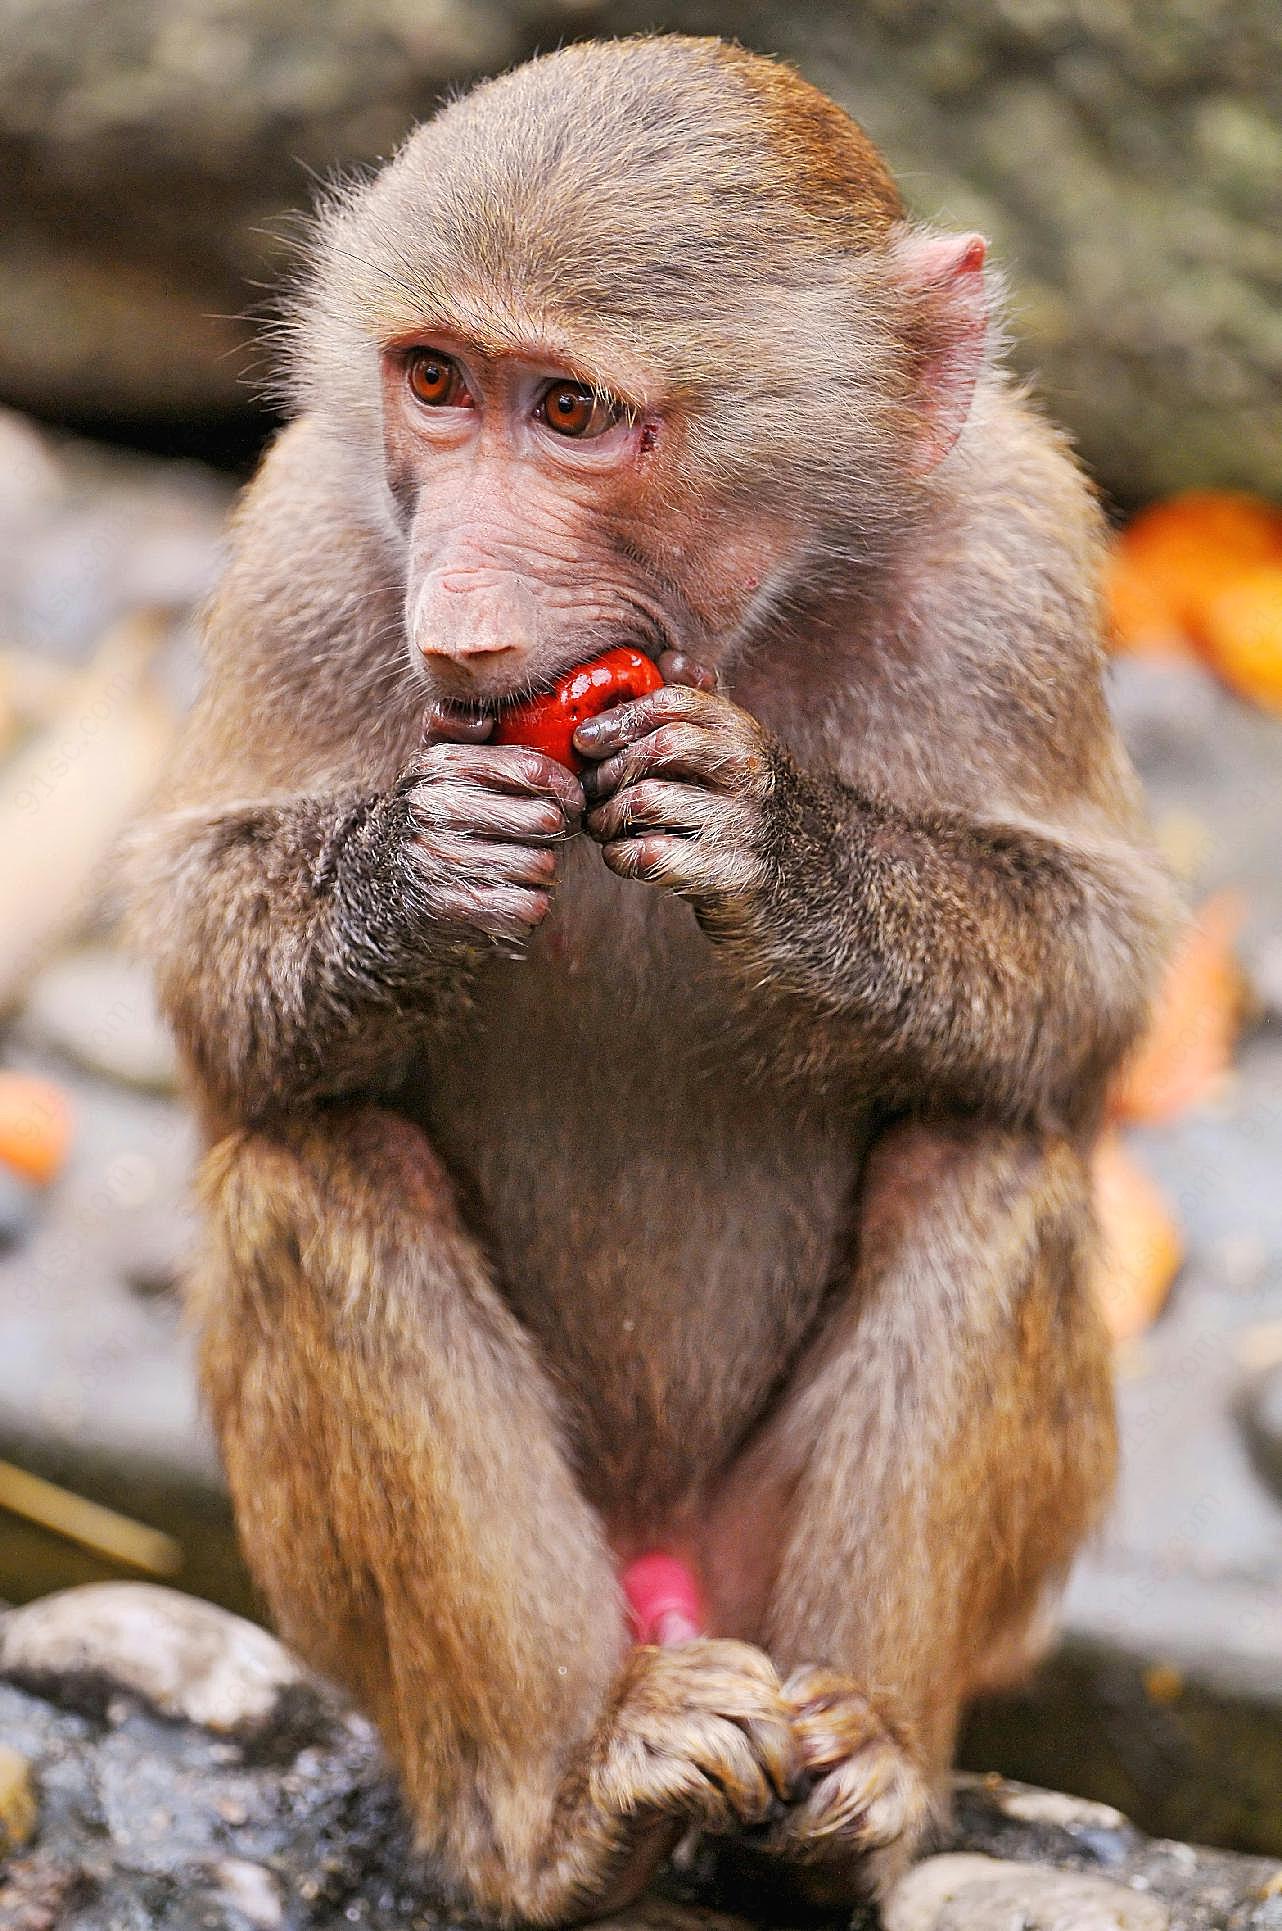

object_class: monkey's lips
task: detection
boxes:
[492,646,663,772]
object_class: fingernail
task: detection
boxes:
[575,715,619,750]
[658,650,718,693]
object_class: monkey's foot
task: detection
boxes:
[590,1639,800,1839]
[763,1667,933,1902]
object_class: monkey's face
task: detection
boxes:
[379,332,796,709]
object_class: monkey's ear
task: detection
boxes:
[890,229,989,475]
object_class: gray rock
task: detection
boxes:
[210,1860,285,1930]
[0,412,229,673]
[0,1161,39,1253]
[0,1583,309,1733]
[886,1855,1170,1931]
[1239,1364,1282,1505]
[0,412,65,519]
[1108,654,1282,978]
[1252,935,1282,1024]
[21,945,179,1094]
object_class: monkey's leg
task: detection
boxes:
[703,1120,1116,1906]
[196,1107,798,1926]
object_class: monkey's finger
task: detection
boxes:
[573,681,734,761]
[416,743,586,816]
[585,780,720,845]
[471,886,553,946]
[582,722,753,803]
[601,829,764,905]
[422,702,496,745]
[599,833,689,886]
[431,880,552,945]
[658,650,719,693]
[421,831,558,889]
[410,782,574,843]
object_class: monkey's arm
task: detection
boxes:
[720,759,1170,1120]
[132,728,583,1120]
[579,685,1172,1125]
[129,777,472,1119]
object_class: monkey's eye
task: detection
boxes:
[538,381,620,440]
[406,350,472,409]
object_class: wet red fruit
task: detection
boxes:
[493,646,663,773]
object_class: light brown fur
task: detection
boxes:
[130,36,1173,1925]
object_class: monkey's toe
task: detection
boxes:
[771,1667,932,1870]
[593,1638,800,1838]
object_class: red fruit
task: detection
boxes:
[493,646,664,772]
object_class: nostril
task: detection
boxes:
[418,637,521,662]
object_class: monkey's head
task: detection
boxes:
[287,36,991,707]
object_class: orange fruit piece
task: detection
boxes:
[1110,891,1246,1126]
[1091,1132,1183,1343]
[0,1072,74,1184]
[1199,564,1282,715]
[1103,546,1198,659]
[1107,491,1282,656]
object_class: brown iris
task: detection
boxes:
[406,350,470,408]
[541,382,618,439]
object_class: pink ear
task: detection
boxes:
[892,230,988,475]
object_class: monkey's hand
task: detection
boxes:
[400,705,585,948]
[576,678,778,930]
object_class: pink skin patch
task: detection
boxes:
[621,1552,703,1645]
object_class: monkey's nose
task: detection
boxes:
[418,635,522,666]
[413,567,539,669]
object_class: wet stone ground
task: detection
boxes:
[1,1586,1281,1931]
[0,415,1281,1873]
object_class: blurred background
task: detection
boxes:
[0,0,1280,1865]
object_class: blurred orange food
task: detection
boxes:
[1106,490,1282,665]
[1091,1131,1183,1343]
[1111,891,1246,1126]
[0,1072,74,1185]
[1199,565,1282,715]
[1103,546,1199,659]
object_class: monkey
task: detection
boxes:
[127,34,1174,1927]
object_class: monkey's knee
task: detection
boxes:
[857,1115,1095,1262]
[203,1102,459,1243]
[195,1103,472,1325]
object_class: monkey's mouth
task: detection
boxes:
[437,692,502,723]
[482,644,662,718]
